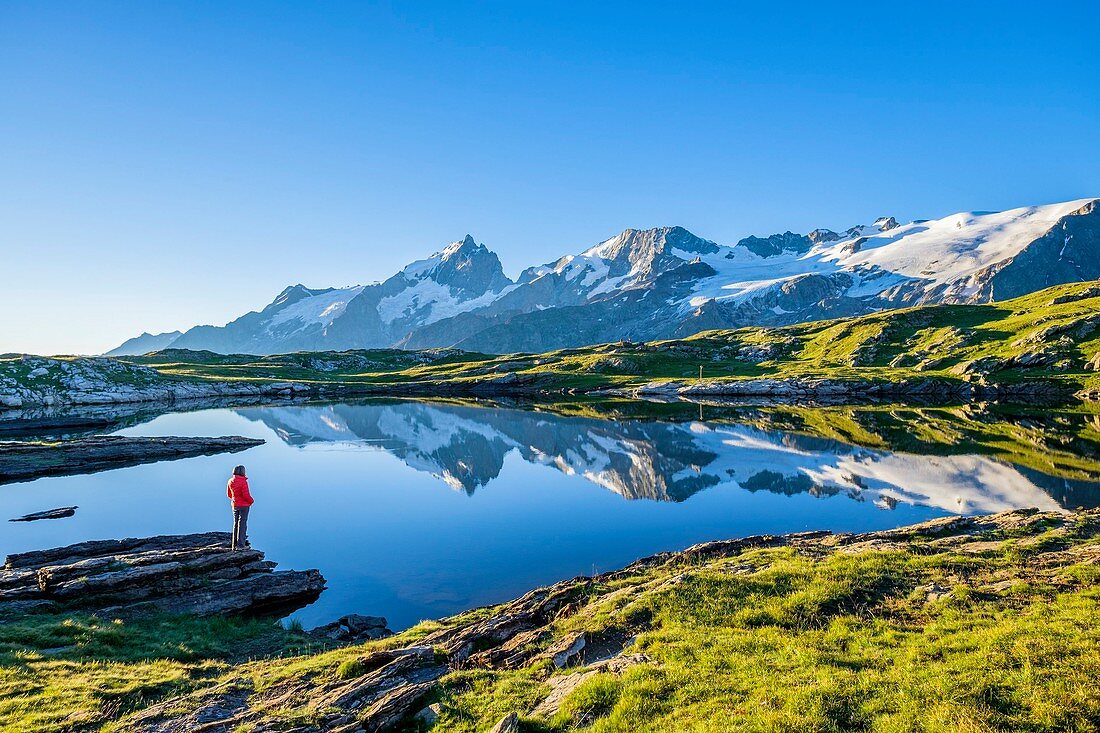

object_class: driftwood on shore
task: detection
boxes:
[0,532,326,617]
[0,434,264,485]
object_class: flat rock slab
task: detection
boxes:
[0,531,325,618]
[0,435,264,485]
[9,506,77,522]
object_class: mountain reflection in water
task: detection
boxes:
[235,401,1100,514]
[6,398,1099,628]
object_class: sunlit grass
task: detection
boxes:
[431,523,1100,732]
[1,515,1097,731]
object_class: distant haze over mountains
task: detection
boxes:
[108,198,1100,356]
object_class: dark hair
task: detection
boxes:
[233,465,246,477]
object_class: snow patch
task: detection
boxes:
[377,277,514,326]
[267,286,365,331]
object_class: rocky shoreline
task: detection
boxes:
[0,357,318,409]
[3,369,1091,414]
[630,375,1084,400]
[116,507,1098,733]
[4,351,1096,416]
[0,434,264,484]
[0,532,326,618]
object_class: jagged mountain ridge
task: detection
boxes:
[108,198,1100,356]
[108,330,184,356]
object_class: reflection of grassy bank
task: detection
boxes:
[732,404,1100,487]
[515,398,1100,490]
[3,511,1096,731]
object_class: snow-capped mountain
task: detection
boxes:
[109,198,1100,355]
[234,401,1085,512]
[115,235,513,355]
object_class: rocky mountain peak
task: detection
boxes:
[439,234,480,259]
[585,226,718,279]
[807,228,840,244]
[268,284,337,311]
[598,226,716,255]
[736,231,813,258]
[874,216,900,232]
[425,235,512,295]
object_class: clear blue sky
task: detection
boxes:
[2,1,1098,355]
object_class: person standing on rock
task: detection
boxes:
[227,465,255,550]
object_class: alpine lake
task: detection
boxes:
[3,397,1098,630]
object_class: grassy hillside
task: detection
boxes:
[3,510,1097,732]
[4,281,1099,404]
[116,282,1100,398]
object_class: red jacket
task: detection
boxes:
[227,475,254,507]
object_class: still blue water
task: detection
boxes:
[1,400,1087,629]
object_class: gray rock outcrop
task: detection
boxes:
[310,613,393,642]
[0,532,326,617]
[0,354,315,410]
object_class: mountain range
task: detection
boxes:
[108,198,1100,356]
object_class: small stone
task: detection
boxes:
[362,626,393,640]
[414,702,443,726]
[488,712,520,733]
[544,631,586,669]
[917,582,952,602]
[341,613,388,633]
[324,625,351,641]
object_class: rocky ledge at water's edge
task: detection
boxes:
[120,508,1099,733]
[4,371,1091,411]
[0,355,318,410]
[0,434,265,484]
[0,532,326,618]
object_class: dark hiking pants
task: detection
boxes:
[232,506,250,549]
